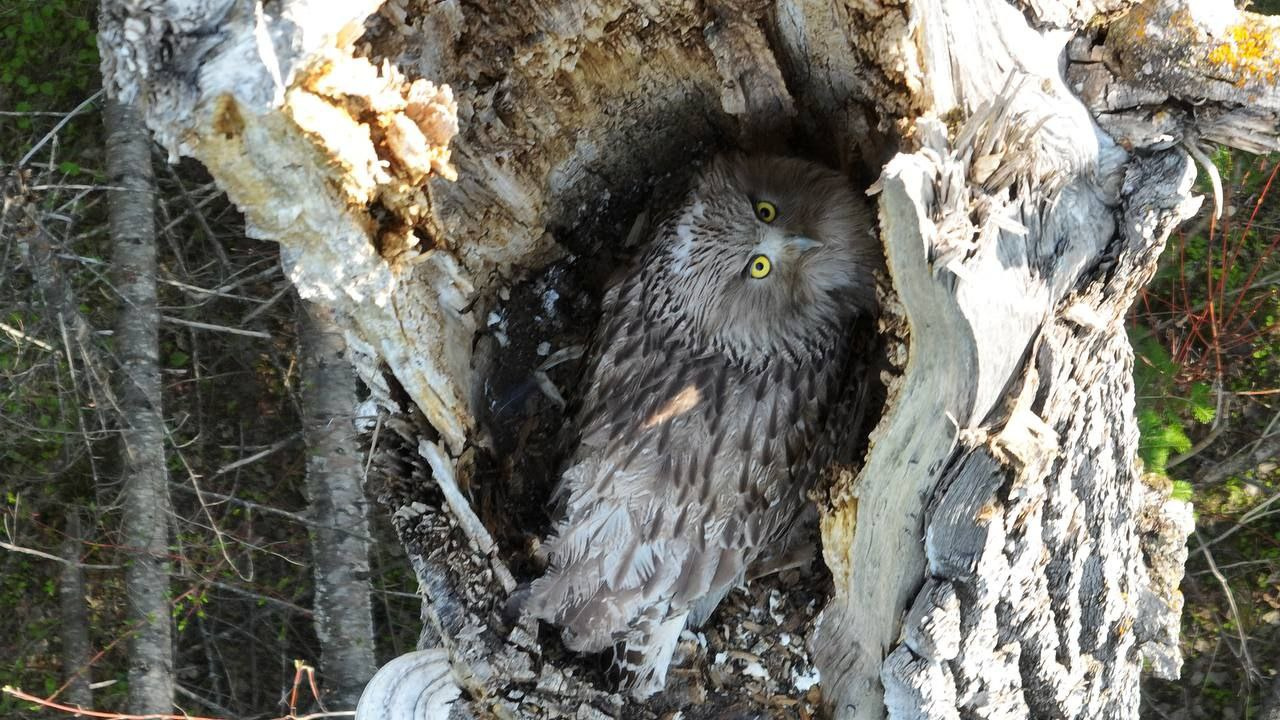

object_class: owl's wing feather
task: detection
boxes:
[522,275,847,679]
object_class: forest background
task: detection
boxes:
[2,1,1279,718]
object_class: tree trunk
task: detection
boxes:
[299,299,378,708]
[1261,670,1280,720]
[59,512,93,710]
[103,94,174,715]
[98,0,1280,717]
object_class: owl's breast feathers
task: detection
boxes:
[521,275,856,655]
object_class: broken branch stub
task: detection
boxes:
[100,0,475,454]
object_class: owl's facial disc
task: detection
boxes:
[666,154,878,362]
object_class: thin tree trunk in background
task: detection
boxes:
[1261,670,1280,720]
[104,96,173,715]
[299,300,376,708]
[59,512,92,709]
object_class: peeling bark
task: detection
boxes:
[96,0,1280,716]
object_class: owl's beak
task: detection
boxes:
[787,235,821,253]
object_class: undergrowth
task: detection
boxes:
[1135,149,1280,719]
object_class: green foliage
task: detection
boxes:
[1130,325,1216,476]
[1136,151,1280,395]
[1139,146,1280,718]
[0,345,81,487]
[0,550,61,716]
[1131,150,1280,483]
[1169,480,1194,503]
[0,0,101,166]
[0,1,98,113]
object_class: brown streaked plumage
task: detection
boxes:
[520,155,879,698]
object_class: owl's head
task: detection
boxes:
[648,155,879,362]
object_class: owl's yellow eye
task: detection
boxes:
[754,200,777,223]
[748,254,772,279]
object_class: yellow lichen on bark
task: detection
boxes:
[1205,22,1280,85]
[1103,0,1280,110]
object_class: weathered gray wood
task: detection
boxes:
[1068,0,1280,155]
[96,0,1280,717]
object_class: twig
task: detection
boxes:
[1199,489,1280,553]
[209,434,301,478]
[28,184,127,191]
[54,253,270,303]
[174,684,236,719]
[0,321,54,350]
[1,684,354,720]
[169,482,374,542]
[1194,531,1259,680]
[17,90,104,168]
[286,661,342,717]
[0,540,119,570]
[161,315,272,338]
[1197,430,1280,487]
[241,283,291,324]
[2,684,222,720]
[362,412,383,482]
[0,109,85,116]
[194,577,313,618]
[162,163,233,268]
[158,275,270,303]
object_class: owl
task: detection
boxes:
[519,155,879,699]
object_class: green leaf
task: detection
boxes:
[1170,480,1194,502]
[169,350,190,368]
[57,160,80,175]
[1189,382,1216,424]
[1158,421,1193,455]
